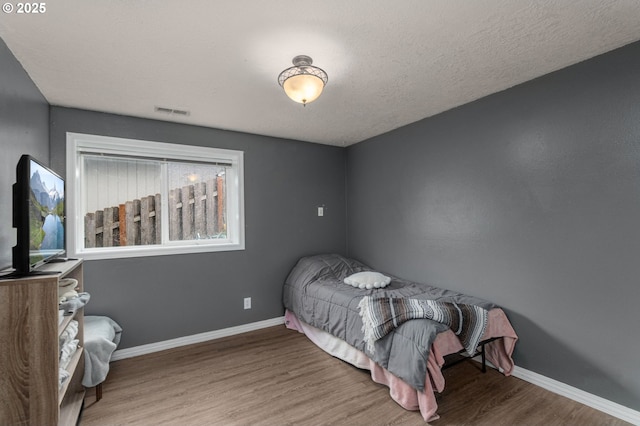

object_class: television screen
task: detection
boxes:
[9,155,66,276]
[27,158,65,267]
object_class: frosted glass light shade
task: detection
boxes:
[283,74,325,105]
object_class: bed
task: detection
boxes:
[282,254,518,422]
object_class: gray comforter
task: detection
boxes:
[282,253,496,391]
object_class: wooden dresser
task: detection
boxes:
[0,259,85,425]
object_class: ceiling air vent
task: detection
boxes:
[154,106,190,116]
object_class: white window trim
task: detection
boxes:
[66,132,245,260]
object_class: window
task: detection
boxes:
[66,133,244,260]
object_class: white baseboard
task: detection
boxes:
[111,320,639,425]
[111,316,285,362]
[511,366,640,425]
[471,356,639,425]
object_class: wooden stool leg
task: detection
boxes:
[96,383,103,402]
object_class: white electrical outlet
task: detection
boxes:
[318,206,324,216]
[244,297,251,309]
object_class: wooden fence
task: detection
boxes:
[84,177,225,248]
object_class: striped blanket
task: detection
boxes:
[358,296,488,356]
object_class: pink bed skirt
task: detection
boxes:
[284,309,518,422]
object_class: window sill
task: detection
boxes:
[73,242,245,261]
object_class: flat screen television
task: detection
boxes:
[11,155,66,276]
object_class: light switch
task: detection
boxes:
[318,206,324,216]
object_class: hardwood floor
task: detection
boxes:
[81,325,628,425]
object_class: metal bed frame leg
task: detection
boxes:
[442,337,500,372]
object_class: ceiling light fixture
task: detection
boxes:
[278,55,328,106]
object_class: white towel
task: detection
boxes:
[59,339,79,370]
[58,278,78,303]
[59,367,70,389]
[59,320,79,349]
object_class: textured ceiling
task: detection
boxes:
[1,1,640,146]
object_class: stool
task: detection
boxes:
[83,316,122,401]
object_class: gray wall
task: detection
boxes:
[49,107,347,349]
[0,38,50,271]
[347,41,640,410]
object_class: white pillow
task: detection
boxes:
[343,271,391,289]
